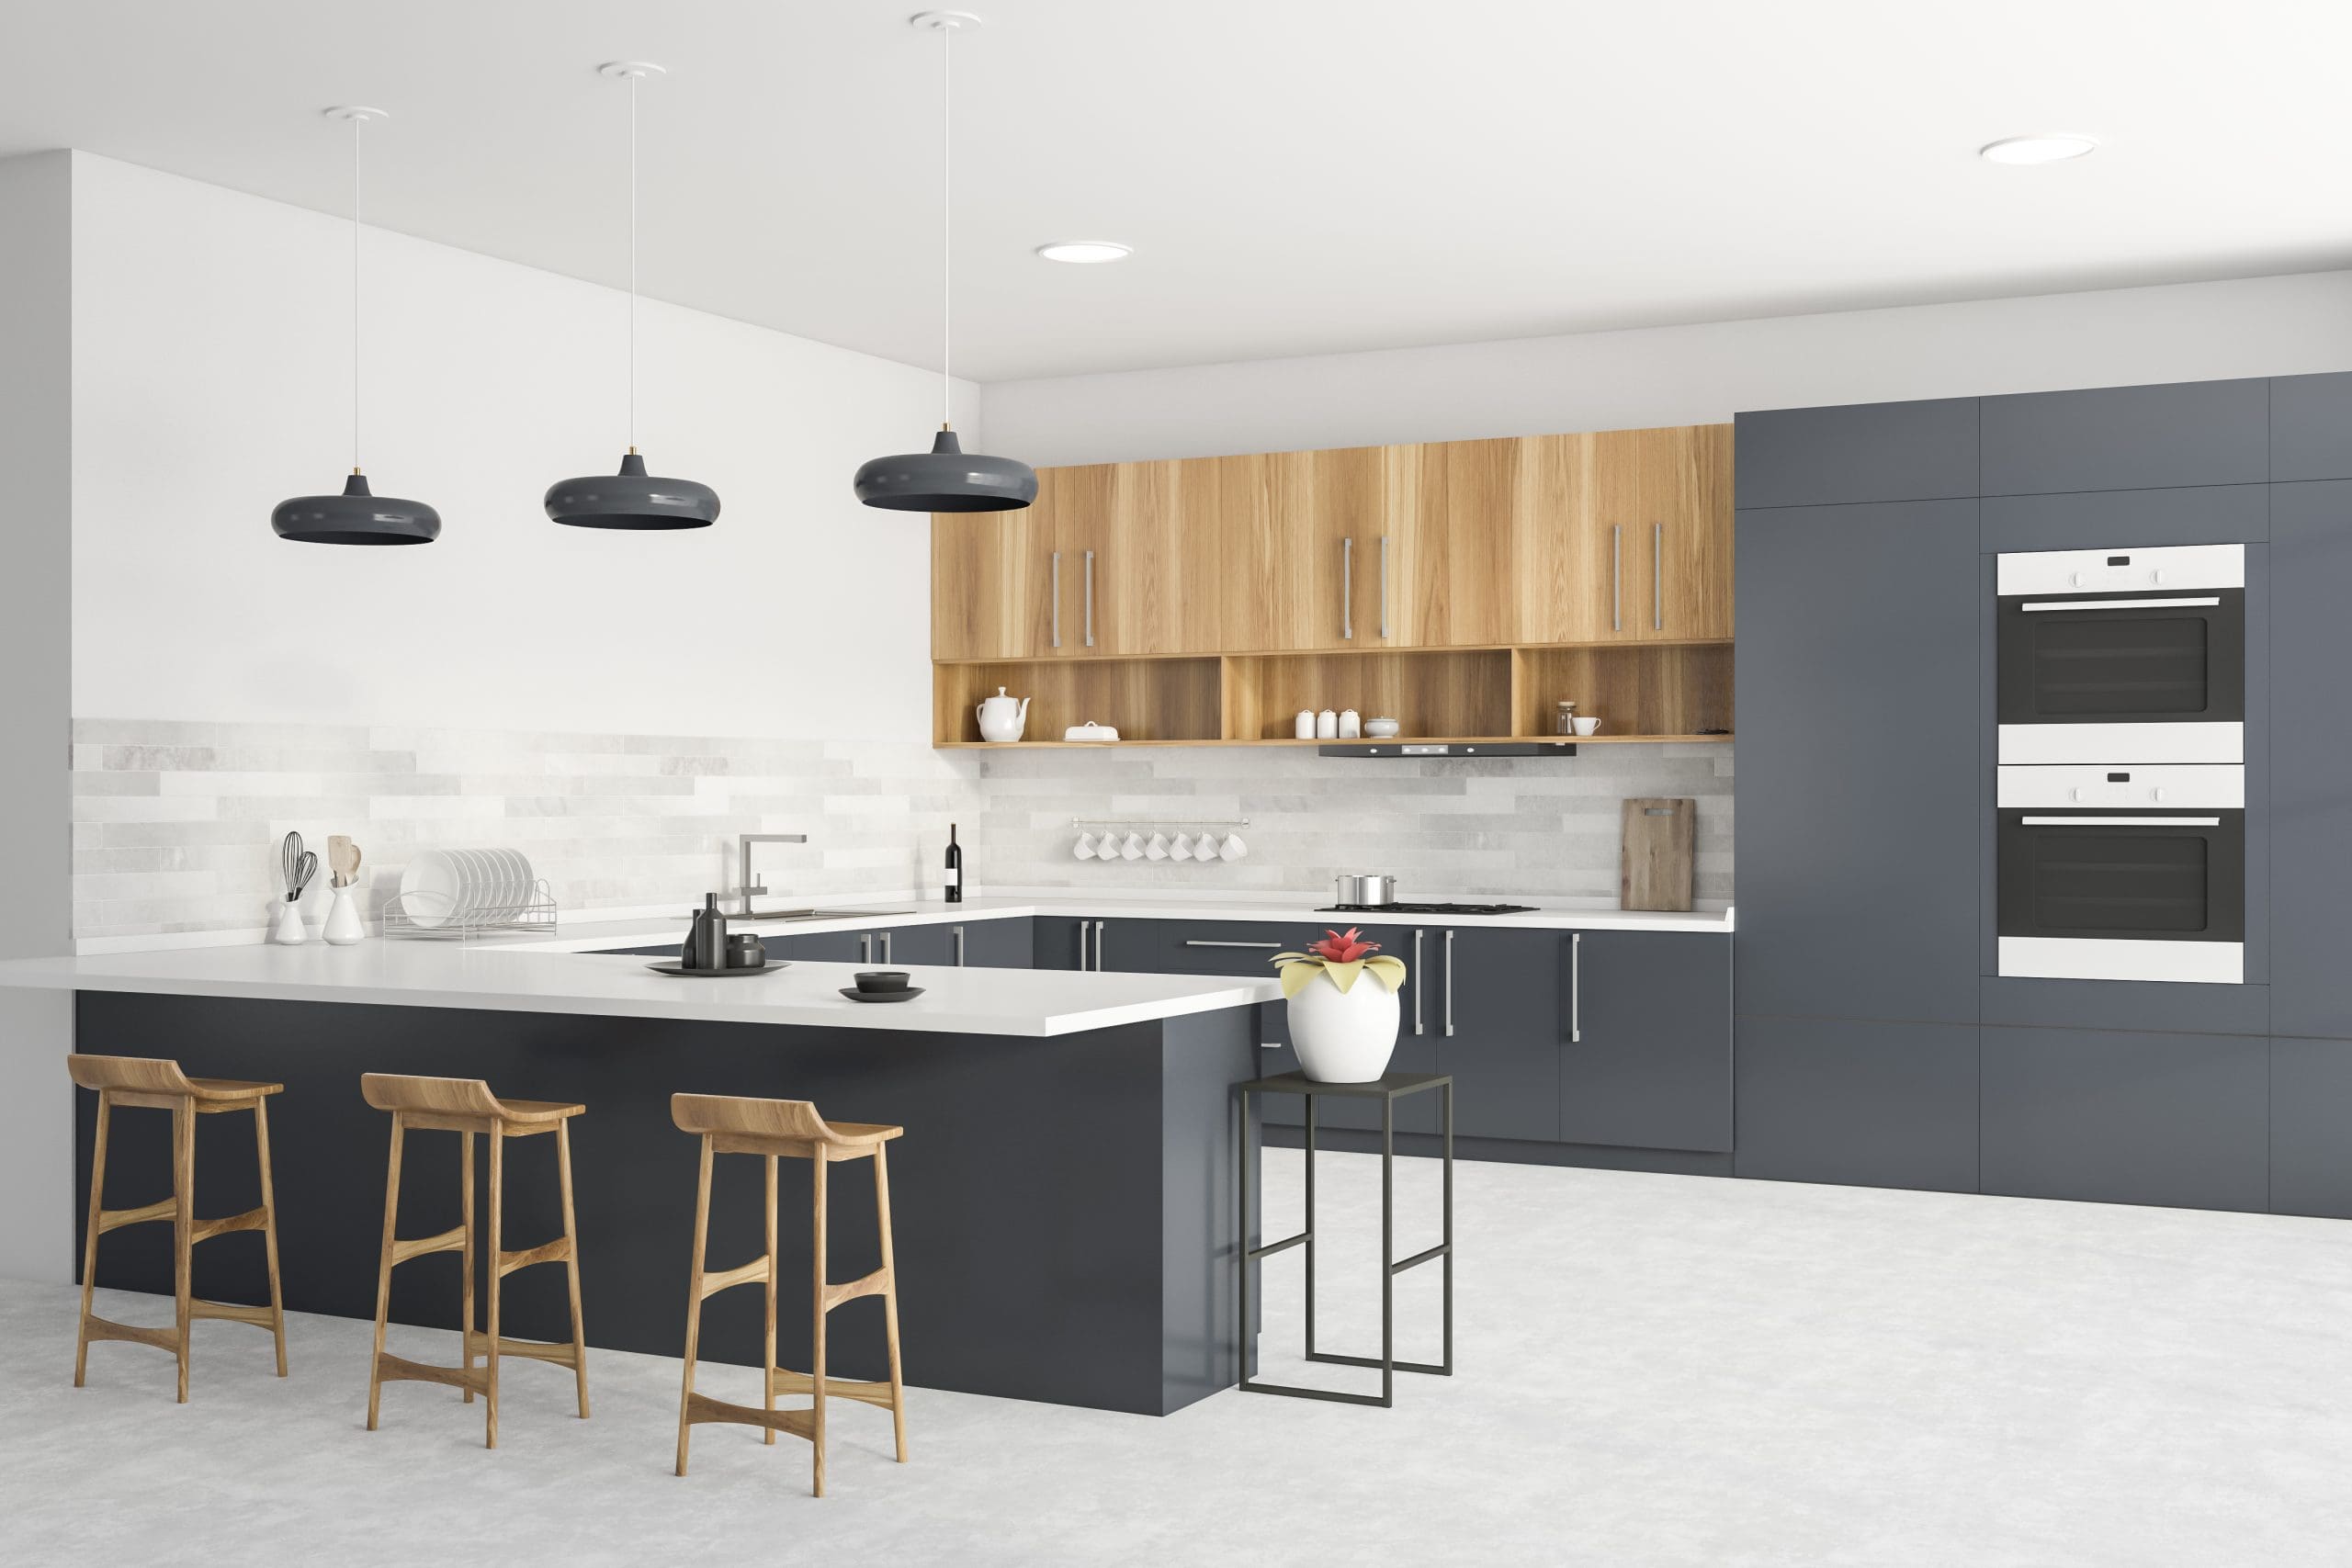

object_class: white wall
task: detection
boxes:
[70,152,974,742]
[981,270,2352,466]
[0,152,77,1281]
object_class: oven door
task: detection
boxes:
[1995,794,2245,985]
[1996,545,2244,764]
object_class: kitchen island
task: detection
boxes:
[0,943,1282,1416]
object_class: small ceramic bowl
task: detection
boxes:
[1364,716,1401,739]
[854,970,912,994]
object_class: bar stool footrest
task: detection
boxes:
[96,1197,179,1235]
[463,1328,581,1368]
[375,1351,492,1394]
[190,1207,269,1245]
[768,1367,898,1408]
[390,1225,466,1267]
[189,1299,277,1327]
[1238,1378,1394,1407]
[820,1268,889,1313]
[686,1391,816,1438]
[80,1314,181,1353]
[1305,1350,1452,1375]
[495,1235,575,1278]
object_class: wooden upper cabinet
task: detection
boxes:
[1510,433,1609,644]
[1043,463,1114,657]
[931,491,1056,661]
[1592,424,1734,641]
[1216,446,1405,652]
[1101,458,1223,656]
[1410,438,1528,647]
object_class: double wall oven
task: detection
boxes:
[1995,544,2245,984]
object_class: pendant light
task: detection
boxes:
[271,107,441,546]
[546,62,720,530]
[853,11,1037,513]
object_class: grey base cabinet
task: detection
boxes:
[1433,927,1560,1144]
[1978,1027,2267,1213]
[2267,480,2352,1037]
[1034,917,1159,972]
[1565,931,1733,1153]
[2270,1037,2352,1218]
[1735,1017,1980,1193]
[950,916,1034,969]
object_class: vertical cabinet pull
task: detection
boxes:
[1379,535,1390,639]
[1443,930,1455,1038]
[880,930,892,964]
[1569,932,1581,1043]
[1077,922,1091,970]
[1341,536,1354,640]
[1093,920,1106,971]
[1050,551,1062,649]
[859,932,872,964]
[1611,525,1623,632]
[1653,522,1664,631]
[953,925,966,966]
[1413,930,1425,1035]
[1083,549,1096,649]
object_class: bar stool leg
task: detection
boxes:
[809,1152,828,1499]
[675,1133,714,1477]
[253,1098,288,1378]
[367,1111,405,1430]
[459,1131,476,1404]
[763,1153,778,1446]
[485,1126,503,1450]
[172,1098,194,1404]
[74,1090,112,1388]
[873,1144,908,1462]
[557,1119,590,1419]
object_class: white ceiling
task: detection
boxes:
[6,0,2349,383]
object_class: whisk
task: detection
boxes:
[280,831,319,904]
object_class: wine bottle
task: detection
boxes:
[944,823,963,904]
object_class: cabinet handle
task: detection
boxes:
[1078,922,1091,970]
[880,930,892,964]
[1569,931,1581,1043]
[1443,929,1455,1038]
[1653,522,1663,631]
[1611,525,1623,632]
[1413,929,1425,1036]
[1050,550,1062,649]
[1341,536,1353,640]
[1093,919,1106,971]
[860,932,872,964]
[1084,548,1096,649]
[953,925,966,966]
[1182,939,1283,949]
[1379,534,1390,639]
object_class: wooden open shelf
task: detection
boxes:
[932,641,1734,749]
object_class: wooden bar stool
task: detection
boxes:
[67,1054,287,1402]
[359,1073,589,1449]
[671,1093,908,1495]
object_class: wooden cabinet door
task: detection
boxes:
[1094,458,1221,655]
[1040,463,1114,658]
[1216,451,1310,652]
[932,501,1055,660]
[1216,448,1401,652]
[1596,424,1733,642]
[1408,439,1521,647]
[1510,433,1610,645]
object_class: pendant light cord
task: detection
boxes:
[628,70,639,452]
[352,111,363,473]
[940,19,952,428]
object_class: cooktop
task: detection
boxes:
[1318,902,1541,916]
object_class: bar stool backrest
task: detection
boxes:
[360,1073,508,1120]
[671,1092,841,1144]
[67,1054,197,1097]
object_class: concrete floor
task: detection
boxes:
[6,1149,2351,1567]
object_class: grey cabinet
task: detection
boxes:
[771,928,865,964]
[1734,499,1982,1024]
[2267,481,2352,1037]
[1980,378,2268,496]
[1564,931,1733,1153]
[1034,917,1159,972]
[1734,397,1979,509]
[1734,1017,1980,1193]
[2272,372,2352,481]
[874,922,953,966]
[1431,927,1560,1144]
[1978,1026,2267,1213]
[1978,483,2267,553]
[2269,1036,2352,1218]
[947,916,1033,969]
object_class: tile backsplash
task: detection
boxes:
[71,718,1731,942]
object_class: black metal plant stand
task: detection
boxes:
[1236,1069,1454,1407]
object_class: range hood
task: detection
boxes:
[1317,741,1578,758]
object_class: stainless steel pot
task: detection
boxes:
[1332,874,1397,908]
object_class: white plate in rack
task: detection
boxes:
[399,850,462,929]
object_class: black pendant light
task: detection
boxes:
[272,107,441,546]
[547,62,719,530]
[854,11,1036,513]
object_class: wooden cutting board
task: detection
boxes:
[1621,798,1695,911]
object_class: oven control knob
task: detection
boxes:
[2151,786,2166,802]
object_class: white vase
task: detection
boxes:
[1287,970,1401,1083]
[322,885,365,946]
[271,899,309,946]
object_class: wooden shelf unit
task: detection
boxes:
[932,641,1732,749]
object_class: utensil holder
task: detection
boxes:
[271,899,309,945]
[322,884,365,945]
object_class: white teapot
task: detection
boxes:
[976,687,1030,742]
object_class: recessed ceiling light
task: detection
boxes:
[1979,133,2099,166]
[1035,241,1132,265]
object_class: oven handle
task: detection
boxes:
[2018,596,2221,613]
[2018,816,2222,827]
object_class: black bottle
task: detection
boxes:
[944,823,963,904]
[683,893,729,971]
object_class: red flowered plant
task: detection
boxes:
[1273,928,1407,997]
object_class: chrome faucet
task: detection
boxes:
[732,833,808,917]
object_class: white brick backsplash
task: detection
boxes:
[73,717,1733,940]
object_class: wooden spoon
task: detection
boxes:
[327,835,361,889]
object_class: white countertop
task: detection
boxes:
[0,942,1282,1039]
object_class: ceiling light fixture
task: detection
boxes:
[1979,133,2099,166]
[854,11,1037,513]
[1035,241,1132,265]
[545,62,721,530]
[270,107,442,546]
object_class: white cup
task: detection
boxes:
[1074,831,1098,860]
[1122,831,1145,861]
[1220,832,1250,861]
[1146,833,1170,861]
[1170,832,1194,862]
[1572,716,1601,737]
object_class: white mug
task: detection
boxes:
[1122,831,1146,861]
[1146,833,1170,861]
[1074,831,1098,860]
[1170,832,1195,862]
[1220,832,1250,861]
[1572,716,1601,736]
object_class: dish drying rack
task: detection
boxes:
[380,880,560,940]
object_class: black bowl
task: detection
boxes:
[854,970,913,994]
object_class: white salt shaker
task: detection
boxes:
[1339,708,1362,739]
[1317,709,1339,739]
[1294,709,1317,739]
